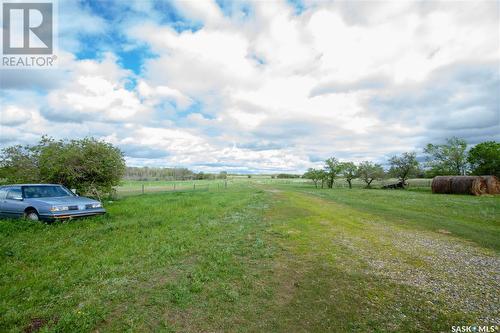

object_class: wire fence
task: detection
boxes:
[114,181,229,198]
[112,178,433,199]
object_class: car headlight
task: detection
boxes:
[91,202,102,208]
[50,205,69,212]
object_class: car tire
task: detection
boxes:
[24,209,40,221]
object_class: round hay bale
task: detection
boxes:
[431,176,453,194]
[450,176,487,195]
[482,175,500,195]
[432,176,488,195]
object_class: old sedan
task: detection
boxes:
[0,184,106,222]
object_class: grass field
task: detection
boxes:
[116,179,228,197]
[115,177,432,197]
[1,183,499,332]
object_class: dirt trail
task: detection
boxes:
[267,188,500,325]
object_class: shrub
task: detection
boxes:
[0,136,125,198]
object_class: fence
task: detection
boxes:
[114,180,229,198]
[112,177,433,199]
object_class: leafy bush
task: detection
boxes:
[0,136,125,198]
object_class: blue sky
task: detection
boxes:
[1,0,499,173]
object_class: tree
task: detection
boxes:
[339,162,358,189]
[0,137,125,197]
[358,161,384,188]
[303,168,325,188]
[218,171,228,179]
[277,173,300,179]
[388,152,419,185]
[324,157,342,188]
[0,145,40,183]
[467,141,500,177]
[319,170,328,188]
[124,167,194,181]
[424,137,468,176]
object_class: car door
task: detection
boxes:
[0,187,8,217]
[3,187,25,218]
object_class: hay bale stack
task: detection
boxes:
[450,176,487,195]
[432,176,487,195]
[431,176,453,194]
[482,175,500,194]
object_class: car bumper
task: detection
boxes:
[40,208,106,221]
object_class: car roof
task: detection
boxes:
[0,184,63,187]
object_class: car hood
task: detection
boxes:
[27,196,100,206]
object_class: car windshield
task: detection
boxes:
[23,186,74,199]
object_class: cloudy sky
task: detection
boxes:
[1,0,499,173]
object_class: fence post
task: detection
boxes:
[194,184,196,190]
[142,184,145,194]
[174,183,176,191]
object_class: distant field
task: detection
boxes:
[116,179,228,197]
[1,183,498,332]
[116,177,433,197]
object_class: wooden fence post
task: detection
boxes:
[142,184,145,194]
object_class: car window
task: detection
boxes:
[6,188,22,200]
[0,188,8,200]
[23,186,74,198]
[0,187,9,200]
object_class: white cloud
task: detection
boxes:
[45,53,146,122]
[172,0,224,27]
[1,0,498,172]
[0,105,33,126]
[137,81,193,109]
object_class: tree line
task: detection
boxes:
[125,167,228,181]
[0,136,497,195]
[303,138,499,188]
[125,166,194,180]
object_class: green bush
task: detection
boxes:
[0,136,125,198]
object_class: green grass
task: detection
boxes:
[115,179,228,197]
[115,177,433,198]
[1,183,499,332]
[280,183,500,251]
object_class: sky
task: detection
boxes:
[0,0,499,173]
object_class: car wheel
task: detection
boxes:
[25,210,40,221]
